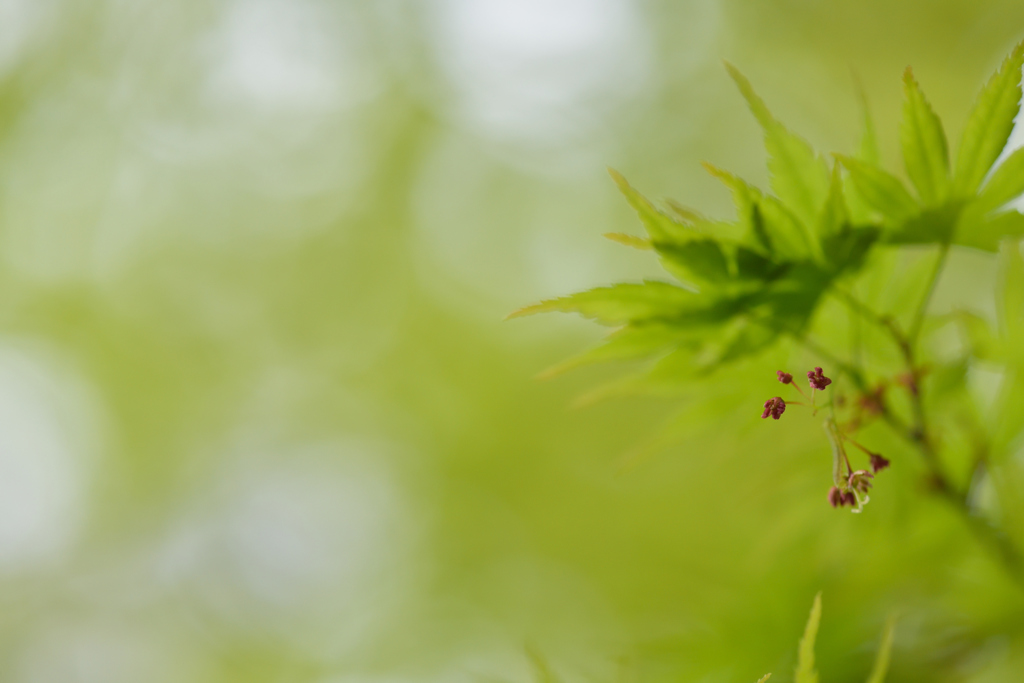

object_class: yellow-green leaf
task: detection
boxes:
[836,155,918,224]
[848,82,882,223]
[901,68,949,204]
[855,79,881,166]
[954,40,1024,196]
[955,205,1024,251]
[819,163,849,237]
[609,169,689,243]
[725,63,830,230]
[865,615,897,683]
[604,232,652,249]
[888,201,963,245]
[795,592,822,683]
[654,238,732,288]
[998,239,1024,340]
[507,281,699,325]
[537,322,693,379]
[704,162,816,260]
[977,145,1024,213]
[664,199,705,225]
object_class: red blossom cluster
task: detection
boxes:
[760,366,891,511]
[807,366,832,390]
[761,396,786,420]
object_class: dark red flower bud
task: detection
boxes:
[807,366,832,390]
[761,396,786,420]
[841,490,857,507]
[869,453,890,473]
[828,486,843,508]
[777,371,793,384]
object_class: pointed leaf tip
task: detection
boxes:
[724,62,775,129]
[505,304,540,320]
[608,171,693,242]
[978,145,1024,213]
[853,75,881,166]
[724,64,830,227]
[900,65,949,204]
[701,160,720,175]
[664,199,704,224]
[603,232,652,249]
[505,282,699,326]
[836,154,918,224]
[795,592,822,683]
[954,40,1024,195]
[818,161,849,237]
[865,615,897,683]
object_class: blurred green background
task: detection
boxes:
[0,1,1023,681]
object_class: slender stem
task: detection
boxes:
[828,272,1024,586]
[832,287,912,363]
[789,331,868,393]
[885,373,1024,585]
[832,287,892,335]
[784,317,917,439]
[960,414,992,513]
[909,242,951,347]
[825,418,850,486]
[788,306,1023,580]
[841,434,876,457]
[746,313,868,393]
[866,261,1024,586]
[850,285,864,368]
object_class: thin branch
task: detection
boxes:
[747,315,869,392]
[909,242,951,347]
[850,287,864,368]
[832,287,893,335]
[832,286,912,363]
[788,331,868,393]
[842,434,878,457]
[830,274,1024,587]
[765,290,1023,583]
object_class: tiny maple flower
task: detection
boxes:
[777,371,793,384]
[869,453,890,473]
[848,470,874,495]
[828,486,843,508]
[807,366,832,390]
[761,396,786,420]
[841,490,857,507]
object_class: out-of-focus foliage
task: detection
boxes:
[790,594,895,683]
[2,1,1024,682]
[508,17,1024,683]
